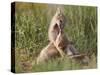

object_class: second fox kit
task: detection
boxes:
[55,30,79,56]
[48,8,66,57]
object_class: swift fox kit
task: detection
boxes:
[48,8,66,57]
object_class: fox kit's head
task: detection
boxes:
[55,8,63,20]
[54,8,66,30]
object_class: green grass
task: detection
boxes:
[13,2,97,73]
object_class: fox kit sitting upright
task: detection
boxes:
[48,8,65,42]
[48,8,66,57]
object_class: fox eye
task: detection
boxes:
[60,20,62,23]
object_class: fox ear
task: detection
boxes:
[56,8,61,14]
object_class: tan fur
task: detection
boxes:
[55,30,69,49]
[55,28,79,56]
[37,42,59,64]
[48,8,66,57]
[48,8,65,42]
